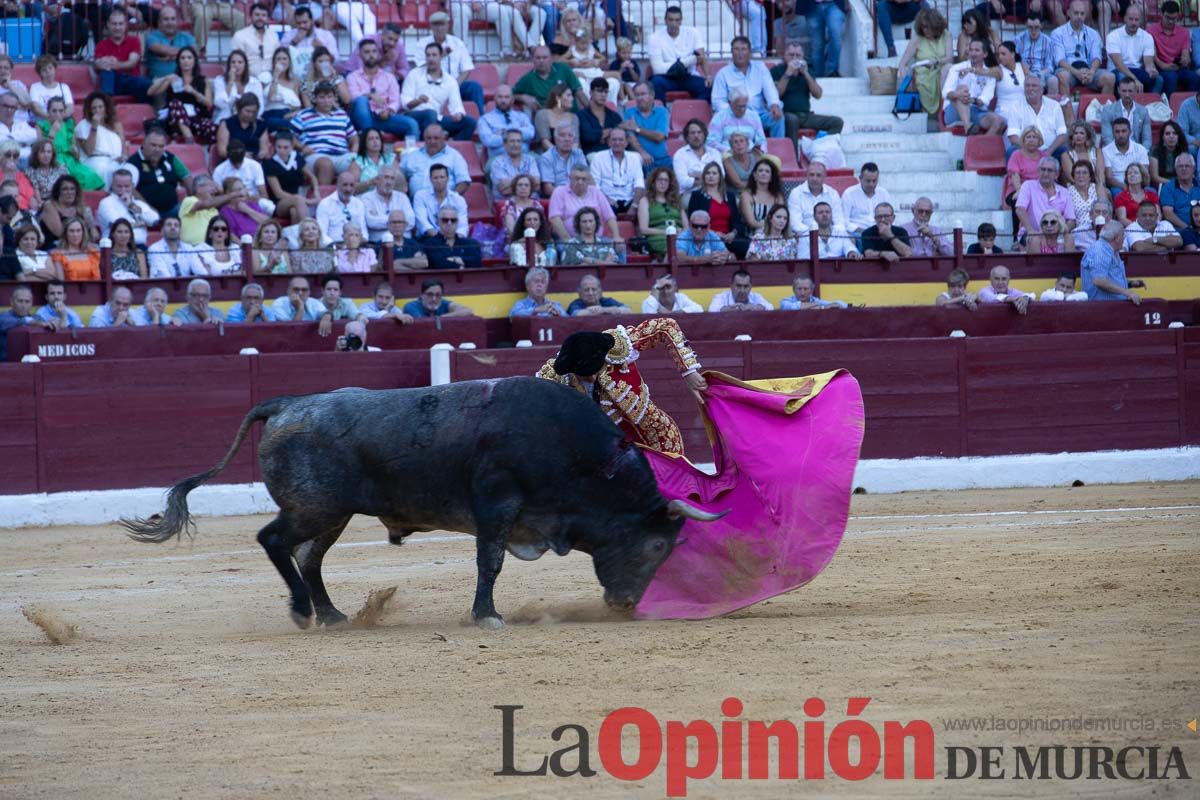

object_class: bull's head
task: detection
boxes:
[594,500,727,611]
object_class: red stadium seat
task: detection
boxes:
[666,138,685,156]
[116,103,155,142]
[171,143,209,176]
[766,138,803,179]
[826,175,859,195]
[669,99,712,135]
[451,141,485,182]
[464,182,492,224]
[82,190,105,215]
[471,63,501,101]
[963,134,1007,176]
[463,101,481,120]
[13,65,37,87]
[200,62,224,80]
[617,219,636,241]
[1170,91,1191,119]
[505,63,534,88]
[57,64,95,99]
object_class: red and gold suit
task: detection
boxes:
[536,318,701,456]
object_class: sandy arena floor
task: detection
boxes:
[1,482,1198,799]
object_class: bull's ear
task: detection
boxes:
[666,499,729,522]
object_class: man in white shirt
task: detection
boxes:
[647,6,712,102]
[1106,4,1159,93]
[147,216,206,277]
[230,3,280,77]
[787,160,845,234]
[415,11,486,114]
[279,5,339,64]
[672,119,724,195]
[97,168,160,247]
[1003,79,1068,158]
[316,171,368,245]
[709,269,774,312]
[641,273,704,314]
[589,128,645,215]
[813,201,861,259]
[838,162,892,234]
[362,166,415,243]
[412,163,469,238]
[942,40,1002,134]
[1124,200,1183,251]
[401,42,477,142]
[211,139,274,214]
[1101,117,1150,192]
[0,93,36,164]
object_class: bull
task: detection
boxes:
[122,378,722,629]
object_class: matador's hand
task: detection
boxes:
[685,371,707,405]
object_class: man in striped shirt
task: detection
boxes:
[1015,17,1060,95]
[289,82,359,185]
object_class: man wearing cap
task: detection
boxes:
[535,318,707,455]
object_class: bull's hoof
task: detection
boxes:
[290,609,314,629]
[476,615,505,631]
[317,610,349,627]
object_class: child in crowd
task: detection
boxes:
[935,267,977,310]
[965,222,1004,254]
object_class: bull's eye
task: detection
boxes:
[651,539,667,554]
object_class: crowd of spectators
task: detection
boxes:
[0,0,1171,344]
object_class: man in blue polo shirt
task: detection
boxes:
[401,278,475,318]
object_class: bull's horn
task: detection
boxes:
[667,499,729,522]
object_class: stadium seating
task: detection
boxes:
[963,135,1007,177]
[669,99,712,135]
[766,138,803,180]
[452,141,485,182]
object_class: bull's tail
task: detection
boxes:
[121,397,290,543]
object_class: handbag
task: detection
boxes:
[893,74,923,119]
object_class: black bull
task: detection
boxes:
[123,378,722,629]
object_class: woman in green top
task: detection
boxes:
[38,97,104,191]
[350,128,398,193]
[897,7,952,117]
[637,167,684,260]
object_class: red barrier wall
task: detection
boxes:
[4,349,431,493]
[451,329,1199,462]
[6,318,488,362]
[2,329,1195,496]
[511,300,1180,345]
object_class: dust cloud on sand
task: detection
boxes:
[21,605,82,645]
[350,586,400,628]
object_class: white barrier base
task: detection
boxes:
[0,447,1197,529]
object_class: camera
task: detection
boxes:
[344,334,363,351]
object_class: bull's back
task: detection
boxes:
[255,379,621,522]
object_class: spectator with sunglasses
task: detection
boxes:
[424,208,482,270]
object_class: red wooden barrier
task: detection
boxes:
[6,319,488,362]
[2,330,1196,496]
[962,331,1183,456]
[510,301,1180,346]
[0,364,38,493]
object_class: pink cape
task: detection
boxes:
[635,371,865,620]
